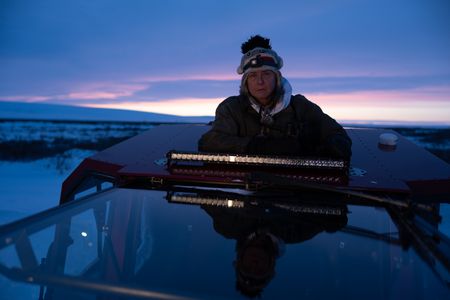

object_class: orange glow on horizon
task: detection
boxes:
[306,89,450,123]
[81,90,450,124]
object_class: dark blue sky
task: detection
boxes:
[1,0,449,123]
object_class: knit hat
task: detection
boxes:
[237,35,283,75]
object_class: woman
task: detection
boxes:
[198,35,351,159]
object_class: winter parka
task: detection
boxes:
[198,94,352,159]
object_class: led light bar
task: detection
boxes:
[167,151,347,170]
[168,193,244,208]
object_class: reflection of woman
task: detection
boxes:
[234,230,282,298]
[202,202,348,297]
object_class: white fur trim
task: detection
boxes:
[249,77,292,115]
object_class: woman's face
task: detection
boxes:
[246,70,276,106]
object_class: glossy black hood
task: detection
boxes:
[0,187,448,299]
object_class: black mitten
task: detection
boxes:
[324,135,352,159]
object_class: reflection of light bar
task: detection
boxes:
[273,203,345,216]
[167,151,347,170]
[169,194,244,208]
[168,193,346,216]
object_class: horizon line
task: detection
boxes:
[1,100,449,128]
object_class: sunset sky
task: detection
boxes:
[1,0,449,125]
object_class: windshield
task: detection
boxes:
[0,187,449,299]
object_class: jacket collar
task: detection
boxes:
[247,77,292,116]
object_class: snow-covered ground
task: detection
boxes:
[0,120,155,225]
[0,149,93,225]
[0,100,213,123]
[0,120,152,142]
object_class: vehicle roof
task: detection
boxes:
[60,124,450,203]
